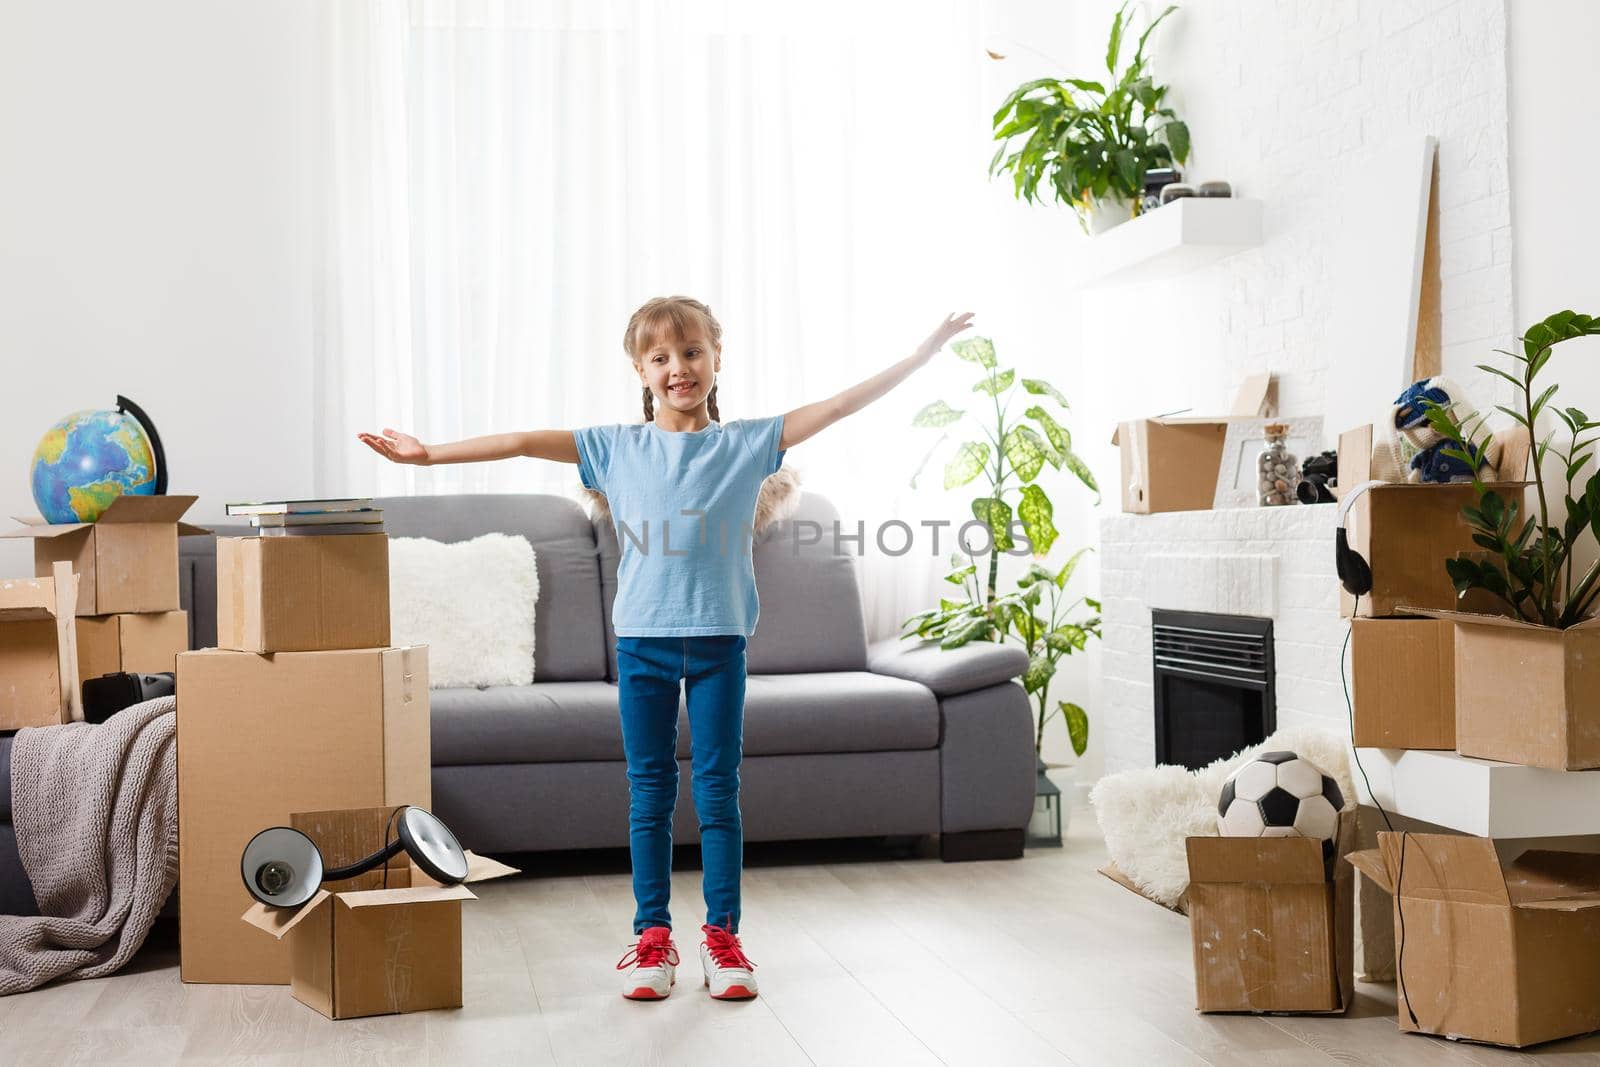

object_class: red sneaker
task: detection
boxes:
[699,924,758,1000]
[617,926,678,1000]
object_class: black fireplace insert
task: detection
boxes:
[1151,609,1275,769]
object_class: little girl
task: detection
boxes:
[360,295,973,1001]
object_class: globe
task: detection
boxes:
[30,405,161,524]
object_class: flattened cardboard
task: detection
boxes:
[1350,617,1454,749]
[75,610,188,685]
[1110,377,1274,514]
[176,646,431,984]
[1405,607,1600,770]
[1185,813,1356,1015]
[239,806,515,1020]
[1097,862,1187,915]
[0,562,82,728]
[216,533,390,653]
[1349,832,1600,1048]
[2,494,204,615]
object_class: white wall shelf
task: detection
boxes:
[1354,747,1600,838]
[1077,197,1263,288]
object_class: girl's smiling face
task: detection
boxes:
[636,326,720,411]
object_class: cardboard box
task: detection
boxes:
[217,533,390,653]
[1,494,206,616]
[0,561,82,729]
[1184,813,1356,1014]
[1350,617,1455,749]
[1414,608,1600,771]
[1336,424,1531,617]
[176,645,430,984]
[240,807,516,1020]
[1348,833,1600,1048]
[75,610,188,686]
[1111,374,1273,514]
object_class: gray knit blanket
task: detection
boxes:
[0,696,178,994]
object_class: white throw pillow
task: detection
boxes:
[388,533,539,688]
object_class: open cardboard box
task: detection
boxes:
[241,806,517,1020]
[1348,832,1600,1048]
[1111,374,1274,514]
[176,645,431,984]
[1,494,207,616]
[1184,812,1356,1015]
[217,532,390,653]
[75,610,188,686]
[0,561,82,729]
[1336,425,1531,618]
[1401,604,1600,770]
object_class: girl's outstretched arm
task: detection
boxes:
[779,312,974,450]
[358,428,580,465]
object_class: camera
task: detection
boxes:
[1297,450,1338,504]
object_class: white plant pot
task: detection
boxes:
[1083,195,1136,235]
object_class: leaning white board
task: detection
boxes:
[1322,134,1437,439]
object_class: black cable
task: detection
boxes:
[1342,595,1419,1028]
[381,805,404,890]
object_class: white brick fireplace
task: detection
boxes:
[1098,504,1347,774]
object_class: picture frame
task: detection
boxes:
[1212,416,1326,509]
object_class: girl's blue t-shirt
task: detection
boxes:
[573,416,787,637]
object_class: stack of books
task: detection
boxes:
[224,499,385,536]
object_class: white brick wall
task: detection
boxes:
[1080,0,1510,421]
[1099,504,1345,774]
[1075,0,1510,781]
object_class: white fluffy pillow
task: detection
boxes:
[388,533,539,688]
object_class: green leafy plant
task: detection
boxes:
[1424,310,1600,628]
[900,336,1101,757]
[988,1,1190,231]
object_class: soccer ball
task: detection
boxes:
[1216,751,1345,859]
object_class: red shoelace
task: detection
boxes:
[701,924,756,970]
[616,928,679,971]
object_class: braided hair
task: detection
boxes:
[623,295,722,423]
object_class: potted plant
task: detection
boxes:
[988,2,1190,234]
[1423,310,1600,769]
[898,336,1101,840]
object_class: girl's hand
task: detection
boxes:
[916,312,976,361]
[358,428,431,465]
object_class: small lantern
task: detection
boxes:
[1027,759,1062,848]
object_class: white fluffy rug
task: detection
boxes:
[388,533,539,688]
[1089,725,1357,909]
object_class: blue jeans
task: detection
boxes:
[615,634,747,934]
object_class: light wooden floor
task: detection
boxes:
[3,809,1599,1066]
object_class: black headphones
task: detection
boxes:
[241,806,470,909]
[1335,480,1387,597]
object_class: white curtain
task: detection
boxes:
[312,0,1080,642]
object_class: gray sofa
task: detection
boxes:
[178,492,1035,861]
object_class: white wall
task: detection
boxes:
[0,0,313,576]
[1062,0,1512,784]
[1508,0,1600,559]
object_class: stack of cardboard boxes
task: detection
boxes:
[2,495,203,729]
[175,523,436,994]
[1332,426,1600,1048]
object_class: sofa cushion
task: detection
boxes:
[867,636,1028,697]
[375,494,607,681]
[430,672,938,765]
[746,493,870,673]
